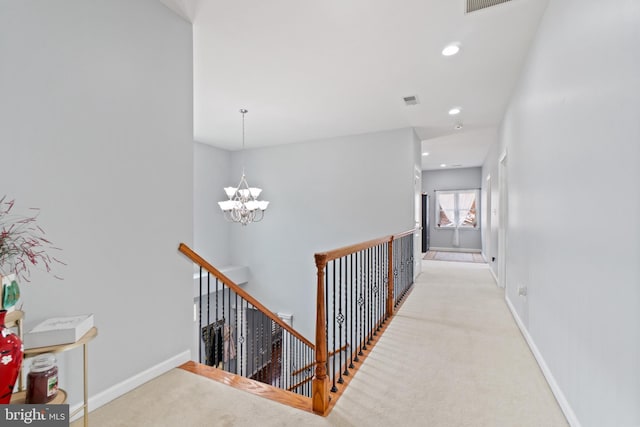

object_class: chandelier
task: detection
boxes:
[218,109,269,225]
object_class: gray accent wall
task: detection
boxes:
[422,167,483,251]
[0,0,193,409]
[491,0,640,425]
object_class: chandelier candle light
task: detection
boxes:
[218,109,269,225]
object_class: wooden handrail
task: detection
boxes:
[393,227,419,239]
[315,235,391,264]
[315,228,419,263]
[178,243,314,350]
[312,227,419,415]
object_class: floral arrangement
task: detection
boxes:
[0,196,64,282]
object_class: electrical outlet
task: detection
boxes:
[518,286,527,297]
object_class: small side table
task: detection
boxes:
[6,312,97,427]
[24,327,98,427]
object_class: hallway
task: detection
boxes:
[74,260,567,426]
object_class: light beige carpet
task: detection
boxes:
[73,261,567,427]
[424,250,485,263]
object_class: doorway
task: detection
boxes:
[421,193,429,253]
[498,151,508,289]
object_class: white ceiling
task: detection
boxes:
[161,0,549,170]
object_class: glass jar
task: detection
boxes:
[26,353,58,404]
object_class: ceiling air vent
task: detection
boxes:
[403,95,420,106]
[467,0,512,13]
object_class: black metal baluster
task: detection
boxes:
[325,262,330,389]
[363,248,369,348]
[408,237,411,291]
[234,293,238,374]
[401,236,405,296]
[206,273,210,330]
[274,321,278,387]
[410,236,414,287]
[384,243,389,322]
[381,244,384,318]
[394,242,399,306]
[373,246,377,333]
[228,285,232,372]
[250,304,255,379]
[355,251,364,362]
[198,267,202,364]
[367,247,373,345]
[349,254,355,369]
[378,244,383,325]
[406,236,410,294]
[362,249,366,349]
[267,320,272,385]
[337,257,344,384]
[331,260,338,392]
[207,275,211,367]
[343,255,350,377]
[370,247,374,342]
[260,310,264,383]
[277,327,282,388]
[240,299,244,376]
[287,333,291,392]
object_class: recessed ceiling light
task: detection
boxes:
[442,43,460,57]
[422,152,430,156]
[448,107,461,115]
[440,164,447,168]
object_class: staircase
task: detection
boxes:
[178,227,418,415]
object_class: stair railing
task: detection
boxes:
[178,243,316,397]
[312,228,417,414]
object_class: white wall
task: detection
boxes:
[422,167,483,251]
[0,0,193,410]
[217,128,419,339]
[481,142,499,276]
[496,0,640,425]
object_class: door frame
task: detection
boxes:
[498,150,508,289]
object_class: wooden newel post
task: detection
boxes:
[312,253,330,415]
[387,237,395,318]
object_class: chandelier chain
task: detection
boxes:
[218,108,269,225]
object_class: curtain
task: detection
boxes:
[457,192,476,227]
[435,190,478,247]
[437,193,455,227]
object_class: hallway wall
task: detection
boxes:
[422,167,482,252]
[228,128,420,339]
[0,0,193,411]
[495,0,640,425]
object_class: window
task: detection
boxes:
[436,190,478,229]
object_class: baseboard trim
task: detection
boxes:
[70,350,191,422]
[504,297,581,427]
[488,265,498,285]
[429,247,481,253]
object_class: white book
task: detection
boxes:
[24,314,94,349]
